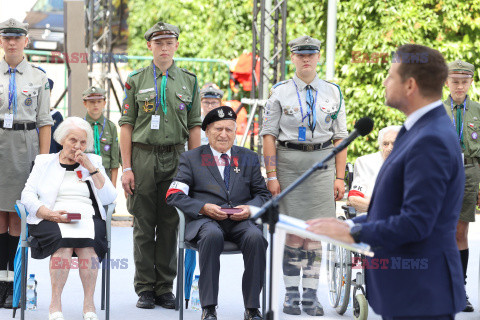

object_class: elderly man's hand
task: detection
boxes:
[334,179,345,201]
[122,171,135,195]
[200,203,228,221]
[306,217,354,244]
[230,205,250,221]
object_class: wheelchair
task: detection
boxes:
[326,163,368,320]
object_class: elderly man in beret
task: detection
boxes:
[167,106,271,320]
[118,21,201,309]
[443,59,480,312]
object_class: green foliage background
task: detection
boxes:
[127,0,480,161]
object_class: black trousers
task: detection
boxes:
[194,219,267,308]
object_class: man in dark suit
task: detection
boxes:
[166,106,271,320]
[306,44,466,319]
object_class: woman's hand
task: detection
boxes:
[74,150,95,172]
[37,206,70,223]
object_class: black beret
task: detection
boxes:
[202,106,237,131]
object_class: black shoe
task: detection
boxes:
[136,291,155,309]
[283,291,301,315]
[155,292,175,309]
[201,306,217,320]
[0,281,7,308]
[463,295,474,312]
[244,308,263,320]
[302,288,324,316]
[3,282,13,309]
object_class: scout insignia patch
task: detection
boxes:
[125,82,131,90]
[124,104,130,110]
[325,115,331,123]
[123,110,128,114]
[472,132,478,140]
[179,103,185,111]
[25,98,32,106]
[101,137,107,142]
[104,145,111,151]
[45,82,50,90]
[469,123,474,128]
[143,101,154,113]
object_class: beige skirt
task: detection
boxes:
[277,144,335,221]
[0,129,38,212]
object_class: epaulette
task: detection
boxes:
[324,80,341,90]
[31,65,46,73]
[128,68,145,77]
[181,68,197,78]
[272,80,288,89]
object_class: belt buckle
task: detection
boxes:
[306,144,314,152]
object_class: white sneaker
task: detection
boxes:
[49,311,65,320]
[83,312,98,320]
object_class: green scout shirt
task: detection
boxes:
[118,61,202,145]
[85,113,120,169]
[444,96,480,158]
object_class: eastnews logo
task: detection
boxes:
[351,257,429,270]
[51,257,128,269]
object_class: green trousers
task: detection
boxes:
[127,144,184,295]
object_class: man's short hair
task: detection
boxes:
[394,44,448,99]
[378,125,401,148]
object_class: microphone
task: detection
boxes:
[330,117,374,156]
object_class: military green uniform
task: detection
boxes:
[118,35,201,295]
[84,113,119,179]
[444,60,480,223]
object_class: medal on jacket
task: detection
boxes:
[233,157,240,173]
[76,170,83,181]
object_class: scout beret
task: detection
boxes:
[82,86,106,100]
[288,36,321,54]
[200,84,224,99]
[144,22,180,41]
[202,106,237,131]
[0,18,28,36]
[448,59,475,78]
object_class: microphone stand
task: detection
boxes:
[257,150,338,320]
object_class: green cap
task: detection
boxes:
[288,36,321,54]
[200,84,224,99]
[144,22,180,41]
[448,59,474,78]
[0,18,28,37]
[82,86,106,100]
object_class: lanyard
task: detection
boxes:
[293,81,318,126]
[8,67,17,116]
[450,96,467,145]
[153,66,168,115]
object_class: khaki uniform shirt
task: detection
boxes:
[444,96,480,158]
[85,113,120,169]
[260,73,348,143]
[0,59,52,127]
[118,61,202,145]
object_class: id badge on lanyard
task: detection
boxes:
[151,115,160,130]
[298,126,306,141]
[3,113,13,128]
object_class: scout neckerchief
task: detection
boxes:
[450,95,467,149]
[153,65,168,115]
[85,116,106,156]
[8,67,17,116]
[293,80,318,136]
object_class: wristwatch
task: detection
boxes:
[350,224,362,243]
[89,168,100,176]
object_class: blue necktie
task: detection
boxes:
[8,67,17,116]
[221,153,230,190]
[306,85,316,134]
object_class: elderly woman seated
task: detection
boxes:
[347,125,401,213]
[21,117,117,320]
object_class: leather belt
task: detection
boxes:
[133,142,183,153]
[278,140,332,152]
[464,157,478,165]
[0,121,36,131]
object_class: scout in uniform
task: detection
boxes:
[118,21,201,309]
[261,35,348,316]
[199,83,224,145]
[443,59,480,312]
[82,86,120,186]
[0,18,53,308]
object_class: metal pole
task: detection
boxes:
[262,0,272,99]
[325,0,338,80]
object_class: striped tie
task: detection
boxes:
[221,153,230,190]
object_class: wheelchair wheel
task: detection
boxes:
[326,243,344,308]
[353,293,368,320]
[335,248,352,315]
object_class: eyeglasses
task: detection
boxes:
[202,101,221,107]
